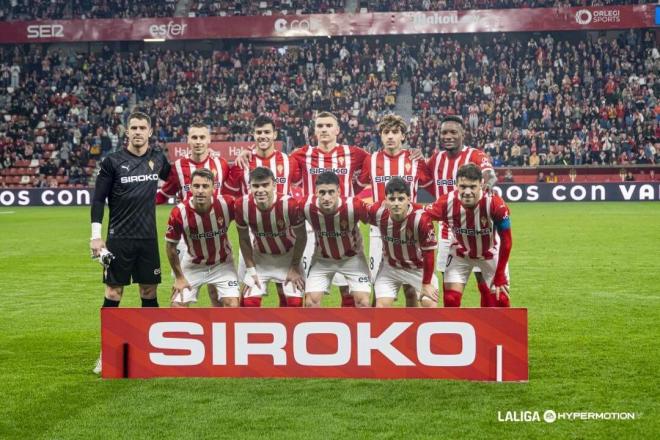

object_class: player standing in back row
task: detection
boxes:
[426,115,498,306]
[90,111,171,374]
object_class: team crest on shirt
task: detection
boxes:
[427,230,436,242]
[277,164,284,174]
[212,168,217,177]
[338,156,345,166]
[148,160,154,170]
[277,219,285,229]
[340,219,348,229]
[481,216,489,228]
[405,162,411,172]
[406,228,414,239]
[217,217,224,227]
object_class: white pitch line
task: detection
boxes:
[496,345,503,382]
[0,211,16,215]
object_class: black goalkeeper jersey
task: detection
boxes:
[91,147,171,239]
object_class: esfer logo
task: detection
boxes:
[27,24,64,39]
[148,321,476,367]
[149,21,188,39]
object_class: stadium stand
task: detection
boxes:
[359,1,655,13]
[0,27,657,187]
[1,0,178,20]
[190,0,345,17]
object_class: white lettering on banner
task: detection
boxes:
[27,24,64,39]
[293,323,352,366]
[1,190,29,206]
[42,190,55,205]
[149,322,205,366]
[274,18,321,33]
[417,322,476,367]
[570,185,586,201]
[357,322,415,366]
[575,9,593,25]
[149,21,188,39]
[147,321,478,367]
[234,323,287,365]
[412,12,459,27]
[552,185,567,201]
[228,146,243,158]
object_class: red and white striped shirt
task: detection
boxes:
[425,191,510,260]
[234,194,304,255]
[426,146,493,238]
[357,149,433,202]
[304,196,369,259]
[158,155,229,203]
[368,202,437,269]
[224,150,301,196]
[290,144,369,199]
[165,196,235,265]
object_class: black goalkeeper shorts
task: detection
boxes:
[104,238,162,286]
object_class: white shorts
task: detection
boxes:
[374,264,439,299]
[444,253,498,286]
[303,220,348,287]
[368,225,383,280]
[437,236,482,274]
[305,253,372,294]
[173,257,240,303]
[243,250,304,298]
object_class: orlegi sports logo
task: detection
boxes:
[575,8,620,25]
[121,174,159,184]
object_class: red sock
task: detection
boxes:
[443,289,462,307]
[497,292,510,308]
[277,288,288,307]
[478,282,496,307]
[341,295,355,307]
[286,297,302,307]
[242,296,262,307]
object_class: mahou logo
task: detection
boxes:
[575,9,593,25]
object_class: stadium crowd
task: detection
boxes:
[191,0,345,17]
[1,0,177,20]
[361,0,654,13]
[1,30,658,187]
[407,30,659,166]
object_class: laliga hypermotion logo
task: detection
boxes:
[575,9,593,25]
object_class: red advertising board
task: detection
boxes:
[101,308,528,381]
[0,5,654,44]
[165,141,283,163]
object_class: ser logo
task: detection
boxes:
[27,24,64,39]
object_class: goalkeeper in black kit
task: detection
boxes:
[89,111,171,374]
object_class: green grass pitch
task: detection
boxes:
[0,203,658,439]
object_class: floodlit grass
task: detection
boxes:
[0,203,658,439]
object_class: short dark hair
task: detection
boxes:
[315,172,340,187]
[316,111,338,123]
[191,168,214,183]
[127,111,152,127]
[254,115,275,130]
[385,177,410,197]
[249,166,275,183]
[441,115,464,129]
[189,120,209,130]
[456,163,483,181]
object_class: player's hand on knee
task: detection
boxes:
[285,265,305,293]
[420,283,439,303]
[171,277,191,300]
[244,267,262,290]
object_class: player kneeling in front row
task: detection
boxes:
[370,177,439,307]
[165,169,240,307]
[424,164,512,307]
[304,172,372,307]
[235,167,307,307]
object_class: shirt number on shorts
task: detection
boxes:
[446,255,453,268]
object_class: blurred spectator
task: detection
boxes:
[3,0,176,20]
[361,0,651,13]
[545,171,558,183]
[537,171,545,182]
[503,169,514,183]
[192,0,344,17]
[624,171,635,181]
